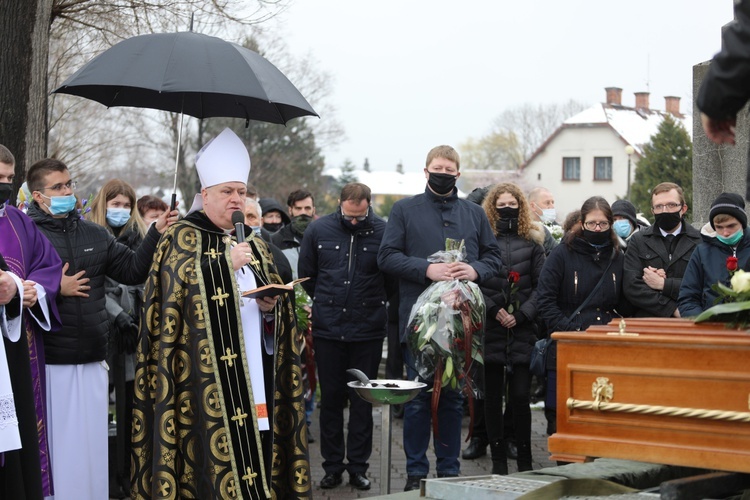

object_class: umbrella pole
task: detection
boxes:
[171,110,185,211]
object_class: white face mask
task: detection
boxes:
[540,208,557,224]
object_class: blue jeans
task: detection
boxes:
[402,346,462,477]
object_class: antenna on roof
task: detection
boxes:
[189,13,194,32]
[646,53,651,92]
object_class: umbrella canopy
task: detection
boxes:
[52,31,318,124]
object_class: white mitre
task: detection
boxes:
[188,128,251,213]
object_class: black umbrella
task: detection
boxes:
[52,31,318,207]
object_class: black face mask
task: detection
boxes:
[582,228,612,246]
[427,172,457,195]
[654,211,682,232]
[341,219,371,232]
[264,222,283,233]
[290,215,313,236]
[0,183,12,206]
[495,207,520,234]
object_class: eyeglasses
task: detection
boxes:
[341,206,369,222]
[652,203,683,213]
[583,221,610,230]
[39,180,77,192]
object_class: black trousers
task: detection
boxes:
[484,362,532,447]
[314,337,383,475]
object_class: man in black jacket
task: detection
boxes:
[271,189,315,280]
[378,145,502,491]
[623,182,701,317]
[298,182,391,491]
[25,158,177,499]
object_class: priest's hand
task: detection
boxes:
[22,280,38,308]
[155,204,180,234]
[230,242,257,271]
[256,295,277,313]
[0,270,18,305]
[61,262,90,297]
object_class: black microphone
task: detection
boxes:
[232,210,246,243]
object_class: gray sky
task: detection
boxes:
[271,1,732,173]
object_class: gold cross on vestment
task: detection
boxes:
[231,407,248,427]
[204,247,221,259]
[243,467,258,487]
[211,288,229,306]
[194,302,205,320]
[220,347,238,367]
[248,252,260,267]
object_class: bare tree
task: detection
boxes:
[2,0,287,193]
[460,131,524,171]
[493,99,589,162]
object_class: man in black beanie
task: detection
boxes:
[678,192,750,316]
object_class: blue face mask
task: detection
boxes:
[613,219,633,238]
[717,228,744,246]
[250,225,262,235]
[106,207,131,228]
[41,194,77,215]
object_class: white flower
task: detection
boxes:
[731,270,750,293]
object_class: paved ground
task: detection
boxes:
[307,402,555,499]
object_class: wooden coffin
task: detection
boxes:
[548,318,750,472]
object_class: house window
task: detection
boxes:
[563,157,580,180]
[594,157,613,180]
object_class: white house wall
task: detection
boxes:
[522,126,637,223]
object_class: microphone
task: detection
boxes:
[232,210,246,243]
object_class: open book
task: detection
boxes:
[242,277,309,300]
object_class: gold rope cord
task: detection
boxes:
[566,377,750,423]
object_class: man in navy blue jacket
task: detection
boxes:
[298,182,392,491]
[377,145,502,491]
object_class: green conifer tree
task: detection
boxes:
[630,115,693,223]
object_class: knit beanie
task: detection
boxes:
[709,192,748,229]
[611,199,638,228]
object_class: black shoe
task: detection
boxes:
[462,437,488,459]
[320,472,342,489]
[349,472,370,490]
[506,440,518,460]
[404,475,425,492]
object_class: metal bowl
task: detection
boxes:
[347,379,427,405]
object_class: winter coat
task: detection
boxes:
[271,224,301,279]
[27,202,160,365]
[623,222,702,317]
[536,237,631,370]
[298,209,392,342]
[678,230,750,317]
[480,224,546,365]
[377,187,503,341]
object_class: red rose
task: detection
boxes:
[727,256,739,272]
[508,271,520,284]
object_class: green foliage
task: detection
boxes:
[629,115,693,223]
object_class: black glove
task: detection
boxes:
[114,311,138,354]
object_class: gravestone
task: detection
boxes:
[692,13,749,226]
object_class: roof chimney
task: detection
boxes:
[605,87,622,106]
[664,96,681,116]
[634,92,650,111]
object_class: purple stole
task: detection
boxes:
[0,205,62,496]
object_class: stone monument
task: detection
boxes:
[693,11,749,226]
